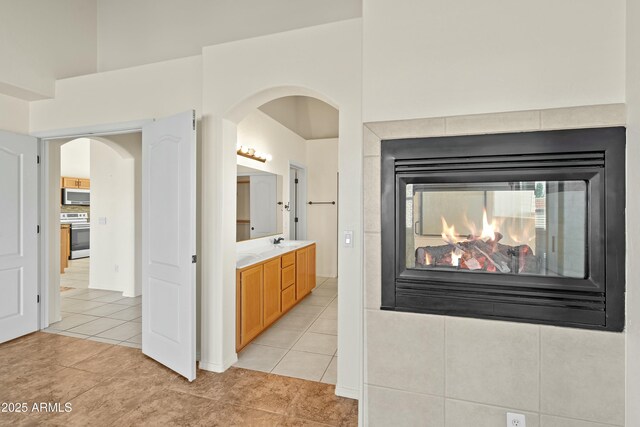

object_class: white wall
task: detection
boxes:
[363,0,626,122]
[306,138,338,277]
[89,136,141,297]
[0,93,29,134]
[96,0,361,72]
[201,19,362,401]
[626,0,640,424]
[30,55,203,133]
[60,138,90,178]
[0,0,97,100]
[236,109,307,240]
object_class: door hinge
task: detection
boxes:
[295,178,299,184]
[37,225,40,234]
[294,217,299,223]
[192,255,197,263]
[37,295,40,303]
[37,155,40,164]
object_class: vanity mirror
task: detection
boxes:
[237,165,284,242]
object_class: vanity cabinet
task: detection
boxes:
[263,258,282,327]
[238,265,264,348]
[295,245,316,301]
[236,243,316,351]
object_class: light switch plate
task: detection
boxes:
[98,217,107,225]
[344,230,354,248]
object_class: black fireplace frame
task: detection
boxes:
[381,127,625,331]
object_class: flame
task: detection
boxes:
[425,252,432,266]
[441,217,459,244]
[480,210,497,241]
[451,250,462,267]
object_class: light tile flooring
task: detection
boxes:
[235,276,339,384]
[43,288,142,349]
[60,257,90,289]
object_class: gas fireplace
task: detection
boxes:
[381,127,625,331]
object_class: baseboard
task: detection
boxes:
[335,385,360,400]
[198,355,238,373]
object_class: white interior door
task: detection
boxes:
[250,175,277,238]
[0,131,38,343]
[142,111,196,381]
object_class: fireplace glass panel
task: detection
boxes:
[405,181,587,278]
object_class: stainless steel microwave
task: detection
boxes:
[62,188,90,206]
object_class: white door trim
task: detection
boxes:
[36,120,147,329]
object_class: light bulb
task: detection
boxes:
[265,154,273,161]
[240,146,249,154]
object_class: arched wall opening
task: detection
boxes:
[201,85,361,399]
[199,19,362,404]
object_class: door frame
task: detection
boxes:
[34,119,151,329]
[288,162,307,240]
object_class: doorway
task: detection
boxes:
[289,164,307,240]
[48,134,143,348]
[233,96,340,384]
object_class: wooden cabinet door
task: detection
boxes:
[240,265,263,347]
[77,178,90,189]
[296,248,308,300]
[61,177,79,188]
[263,258,281,327]
[308,244,316,291]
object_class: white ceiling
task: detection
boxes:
[259,96,339,140]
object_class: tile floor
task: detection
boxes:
[0,332,357,426]
[234,276,339,384]
[60,257,90,289]
[43,288,142,349]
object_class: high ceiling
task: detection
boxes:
[259,96,339,140]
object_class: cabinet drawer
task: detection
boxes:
[282,264,295,290]
[282,252,295,268]
[282,285,296,311]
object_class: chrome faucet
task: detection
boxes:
[273,237,285,244]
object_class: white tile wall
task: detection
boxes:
[446,317,540,411]
[540,326,626,425]
[366,385,444,427]
[363,105,626,426]
[367,310,445,395]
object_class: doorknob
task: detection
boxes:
[251,227,254,230]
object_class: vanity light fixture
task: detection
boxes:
[237,145,272,163]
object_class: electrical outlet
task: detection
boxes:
[506,413,526,427]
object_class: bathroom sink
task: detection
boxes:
[275,241,302,248]
[236,253,259,264]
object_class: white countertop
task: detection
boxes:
[236,240,315,269]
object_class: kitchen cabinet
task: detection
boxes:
[61,176,90,189]
[60,224,70,273]
[236,243,316,351]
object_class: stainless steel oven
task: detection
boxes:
[61,213,90,259]
[70,223,90,259]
